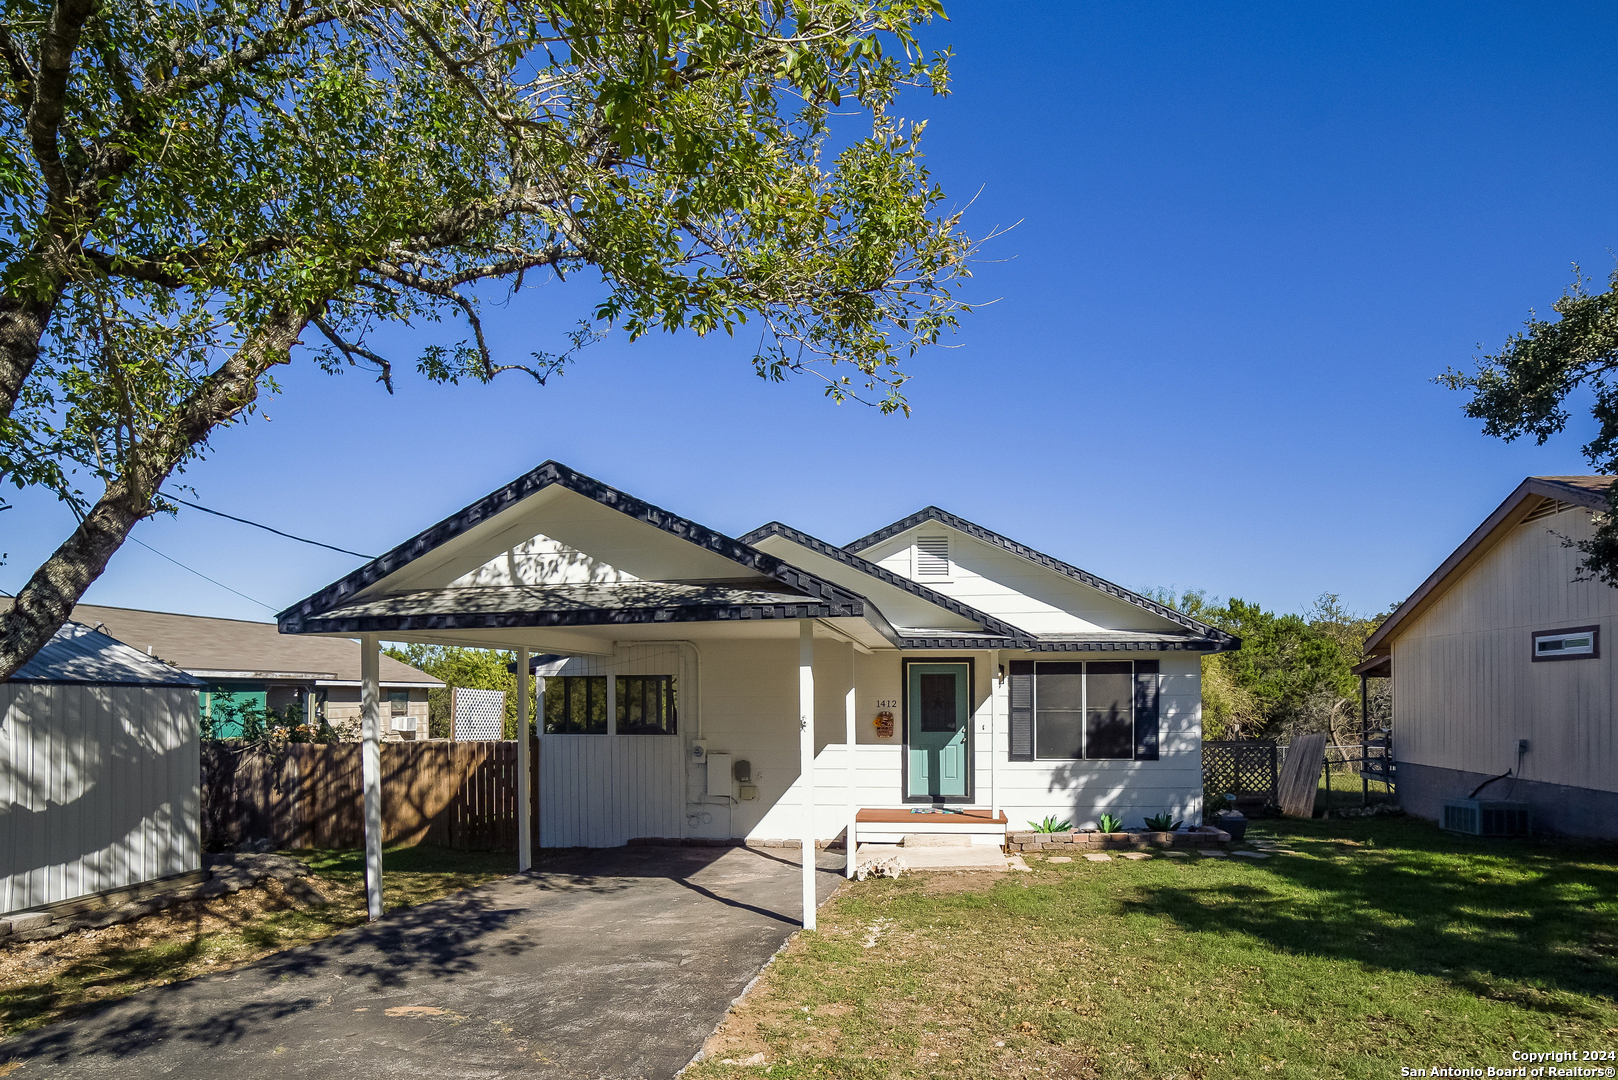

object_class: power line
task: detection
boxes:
[129,536,278,612]
[170,497,376,559]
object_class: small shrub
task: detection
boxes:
[1029,815,1073,833]
[1144,812,1183,832]
[1098,813,1123,833]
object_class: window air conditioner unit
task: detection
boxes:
[1441,799,1531,837]
[391,715,417,733]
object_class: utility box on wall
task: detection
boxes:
[706,753,733,798]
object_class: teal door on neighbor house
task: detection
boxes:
[906,663,970,799]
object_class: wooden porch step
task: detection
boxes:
[855,808,1008,826]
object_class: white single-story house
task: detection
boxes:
[1361,475,1618,838]
[2,621,206,917]
[278,462,1239,923]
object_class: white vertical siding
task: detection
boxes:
[537,644,686,847]
[0,684,200,916]
[1393,507,1618,793]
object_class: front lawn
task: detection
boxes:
[692,817,1618,1080]
[0,845,515,1040]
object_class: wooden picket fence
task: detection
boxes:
[201,740,539,852]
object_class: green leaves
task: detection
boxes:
[1444,266,1618,584]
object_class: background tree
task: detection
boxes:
[1144,587,1394,741]
[0,0,975,680]
[1441,265,1618,584]
[385,644,536,739]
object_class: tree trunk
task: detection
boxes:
[0,291,59,423]
[0,309,309,680]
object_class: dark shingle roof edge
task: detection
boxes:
[842,506,1240,649]
[740,521,1036,642]
[278,461,905,647]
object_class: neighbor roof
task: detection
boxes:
[1362,475,1616,658]
[8,621,207,687]
[844,506,1239,649]
[1,602,441,685]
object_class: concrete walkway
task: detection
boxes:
[2,847,847,1080]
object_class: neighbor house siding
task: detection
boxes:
[0,683,201,916]
[1392,506,1618,796]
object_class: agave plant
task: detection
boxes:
[1144,812,1184,832]
[1029,815,1074,833]
[1098,813,1124,833]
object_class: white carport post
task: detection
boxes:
[799,619,817,930]
[516,646,532,872]
[360,634,384,921]
[845,642,857,879]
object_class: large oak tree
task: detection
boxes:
[0,0,975,678]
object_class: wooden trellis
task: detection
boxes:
[1202,740,1279,806]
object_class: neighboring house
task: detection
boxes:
[1361,475,1618,838]
[1,603,442,740]
[1,621,205,916]
[279,462,1239,849]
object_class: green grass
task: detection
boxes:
[0,845,515,1040]
[690,817,1618,1080]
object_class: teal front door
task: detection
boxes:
[907,663,970,799]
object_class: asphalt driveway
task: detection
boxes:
[2,846,846,1079]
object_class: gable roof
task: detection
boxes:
[8,621,207,687]
[844,506,1239,649]
[739,521,1036,647]
[279,461,899,643]
[1362,475,1615,657]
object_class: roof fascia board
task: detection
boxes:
[741,521,1036,642]
[844,507,1239,647]
[1363,477,1608,655]
[279,461,899,645]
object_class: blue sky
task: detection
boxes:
[7,1,1617,623]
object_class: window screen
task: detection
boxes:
[616,675,677,734]
[389,690,409,716]
[1084,661,1134,759]
[545,675,608,734]
[1034,662,1084,760]
[1028,660,1153,761]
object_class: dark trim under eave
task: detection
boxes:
[842,506,1239,648]
[741,521,1036,642]
[278,461,888,642]
[286,599,875,638]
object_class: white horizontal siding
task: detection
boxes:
[1,684,200,916]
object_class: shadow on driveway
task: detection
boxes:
[3,846,847,1079]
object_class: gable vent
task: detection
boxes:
[1524,497,1576,523]
[915,536,949,577]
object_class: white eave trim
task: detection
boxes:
[315,679,446,689]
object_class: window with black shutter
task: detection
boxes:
[1008,661,1034,761]
[1008,659,1161,761]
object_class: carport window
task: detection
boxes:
[545,676,608,734]
[616,675,677,735]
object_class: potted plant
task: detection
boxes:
[1207,792,1247,841]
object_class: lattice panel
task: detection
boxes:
[453,687,506,741]
[1202,740,1278,800]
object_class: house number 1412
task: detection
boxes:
[874,699,898,709]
